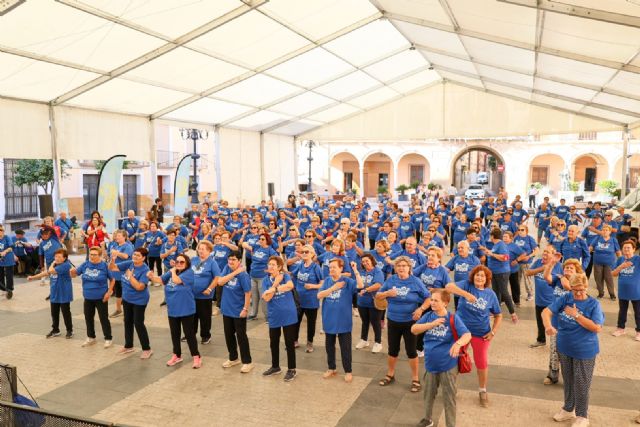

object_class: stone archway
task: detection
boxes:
[329,152,360,193]
[613,154,640,190]
[396,152,430,187]
[451,146,504,194]
[529,153,566,192]
[572,153,609,192]
[363,152,393,197]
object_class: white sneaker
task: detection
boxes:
[222,359,241,368]
[417,350,425,358]
[571,416,589,427]
[371,343,383,353]
[240,363,254,373]
[104,340,113,348]
[82,338,96,347]
[553,409,576,422]
[611,328,625,337]
[355,339,369,349]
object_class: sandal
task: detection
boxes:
[379,375,395,386]
[410,380,422,393]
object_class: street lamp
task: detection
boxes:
[303,140,316,194]
[180,128,209,203]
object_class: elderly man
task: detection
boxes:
[55,212,73,252]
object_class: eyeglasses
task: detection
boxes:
[305,235,313,238]
[259,237,266,241]
[176,261,186,265]
[558,224,566,227]
[301,250,310,254]
[250,226,258,229]
[289,228,296,231]
[518,228,526,231]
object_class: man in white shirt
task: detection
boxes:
[528,184,539,209]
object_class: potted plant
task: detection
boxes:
[395,184,410,201]
[377,185,388,203]
[13,159,70,218]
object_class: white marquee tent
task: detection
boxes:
[1,0,640,163]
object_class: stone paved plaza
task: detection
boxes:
[1,254,639,427]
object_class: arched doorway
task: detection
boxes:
[613,154,640,190]
[451,146,504,194]
[572,154,609,192]
[529,154,566,192]
[330,152,360,193]
[397,153,430,187]
[363,152,393,197]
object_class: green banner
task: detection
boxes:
[97,155,126,233]
[174,155,192,217]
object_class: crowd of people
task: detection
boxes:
[0,190,639,426]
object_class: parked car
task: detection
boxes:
[476,172,489,184]
[465,184,485,200]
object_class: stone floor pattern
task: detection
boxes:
[1,254,639,426]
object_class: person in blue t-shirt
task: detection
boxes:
[318,258,361,383]
[589,224,620,300]
[527,246,563,347]
[122,210,140,244]
[243,232,278,321]
[503,231,526,306]
[355,254,385,353]
[69,246,114,347]
[145,221,166,277]
[542,273,604,426]
[149,253,201,369]
[290,245,323,353]
[110,247,152,359]
[0,225,15,298]
[160,230,184,272]
[480,228,518,322]
[612,240,640,339]
[190,241,221,345]
[261,256,298,382]
[38,226,63,285]
[108,230,135,318]
[28,248,74,338]
[411,289,471,427]
[376,256,431,393]
[217,251,253,373]
[513,224,538,301]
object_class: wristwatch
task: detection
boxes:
[575,313,582,320]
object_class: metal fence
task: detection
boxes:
[0,364,16,403]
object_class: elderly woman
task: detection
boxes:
[262,256,298,382]
[612,240,640,340]
[542,258,582,385]
[376,256,431,393]
[318,259,361,382]
[243,232,277,321]
[589,224,621,300]
[514,224,538,301]
[191,241,221,345]
[355,253,385,353]
[291,245,323,352]
[527,246,563,348]
[542,273,604,427]
[445,265,502,408]
[481,228,518,323]
[412,289,472,427]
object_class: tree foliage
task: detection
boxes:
[598,180,619,196]
[13,159,70,194]
[94,160,130,171]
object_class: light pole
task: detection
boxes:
[304,140,316,194]
[180,128,208,203]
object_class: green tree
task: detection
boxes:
[94,160,131,171]
[13,159,70,194]
[598,180,619,196]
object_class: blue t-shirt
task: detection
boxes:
[38,237,62,265]
[445,254,480,282]
[76,260,112,300]
[357,267,385,308]
[0,236,15,267]
[615,256,640,301]
[212,244,232,270]
[413,264,450,289]
[559,238,590,270]
[548,293,604,360]
[506,242,524,274]
[591,236,620,267]
[389,250,426,270]
[220,266,252,318]
[116,261,150,306]
[162,269,196,317]
[50,261,73,303]
[417,311,470,373]
[379,275,431,322]
[190,256,221,300]
[261,273,298,328]
[145,231,165,257]
[513,235,537,263]
[318,253,353,279]
[11,236,28,257]
[487,241,510,274]
[291,261,323,309]
[162,239,184,269]
[321,276,357,334]
[249,246,277,279]
[531,259,563,307]
[122,217,140,238]
[456,280,501,336]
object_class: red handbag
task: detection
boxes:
[449,313,472,374]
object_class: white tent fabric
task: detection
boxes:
[1,0,639,138]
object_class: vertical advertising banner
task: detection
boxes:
[97,155,126,233]
[174,155,193,217]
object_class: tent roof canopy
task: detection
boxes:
[1,0,640,136]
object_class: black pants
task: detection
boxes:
[215,286,223,308]
[269,324,296,369]
[387,319,417,358]
[246,256,253,274]
[0,266,14,291]
[325,332,352,373]
[617,299,640,331]
[113,280,122,298]
[585,256,594,279]
[168,315,199,357]
[369,238,376,251]
[147,256,162,276]
[358,306,382,343]
[509,271,521,304]
[223,315,251,364]
[123,301,150,351]
[84,299,112,340]
[295,307,318,343]
[16,255,34,275]
[51,302,72,333]
[193,298,212,340]
[529,195,536,209]
[492,272,515,314]
[535,305,546,344]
